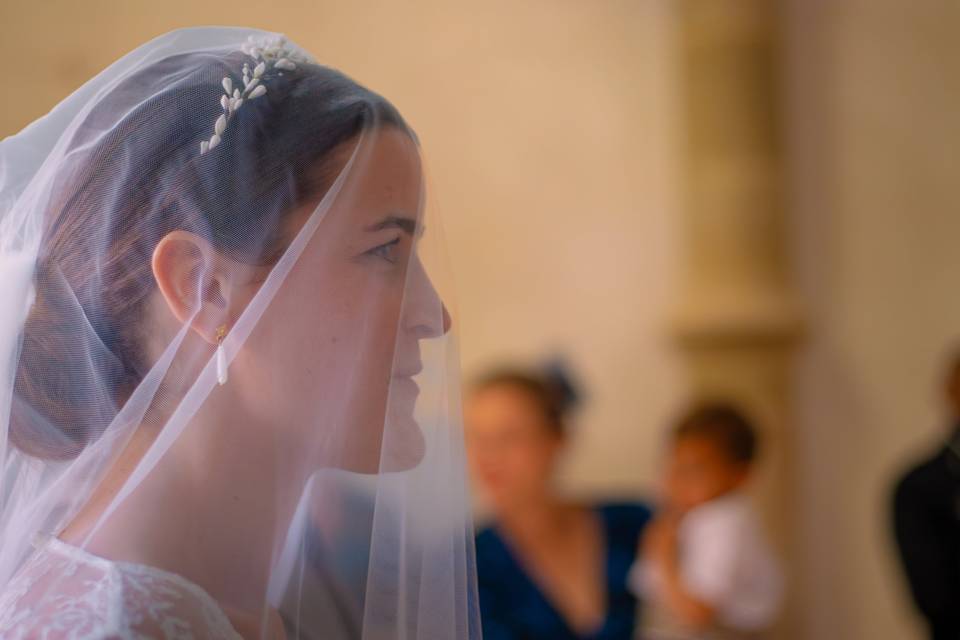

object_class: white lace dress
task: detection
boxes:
[0,535,242,639]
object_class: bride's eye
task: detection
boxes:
[366,237,402,264]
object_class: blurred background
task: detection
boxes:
[1,1,957,638]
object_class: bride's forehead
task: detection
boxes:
[361,129,422,187]
[289,129,423,234]
[346,139,422,211]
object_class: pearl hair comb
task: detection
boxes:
[200,35,313,155]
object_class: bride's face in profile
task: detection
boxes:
[223,127,449,474]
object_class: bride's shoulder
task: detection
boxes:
[0,536,242,639]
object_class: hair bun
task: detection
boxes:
[539,356,582,418]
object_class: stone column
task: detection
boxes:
[671,0,802,627]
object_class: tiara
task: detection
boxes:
[200,35,313,155]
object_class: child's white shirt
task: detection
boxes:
[629,492,783,631]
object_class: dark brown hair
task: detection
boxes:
[470,365,579,438]
[945,348,960,413]
[673,402,759,465]
[12,51,406,459]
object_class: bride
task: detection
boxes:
[0,27,478,639]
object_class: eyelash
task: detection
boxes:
[367,236,401,264]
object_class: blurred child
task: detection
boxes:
[629,403,783,640]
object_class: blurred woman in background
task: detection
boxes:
[466,365,651,640]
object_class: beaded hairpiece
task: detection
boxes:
[200,35,313,155]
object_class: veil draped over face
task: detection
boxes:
[0,27,478,640]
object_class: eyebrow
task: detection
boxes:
[366,214,423,237]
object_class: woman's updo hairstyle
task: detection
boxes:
[12,49,407,459]
[471,360,582,438]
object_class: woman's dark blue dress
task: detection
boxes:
[476,503,651,640]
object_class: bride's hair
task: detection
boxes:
[13,51,407,459]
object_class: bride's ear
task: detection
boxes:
[152,230,231,346]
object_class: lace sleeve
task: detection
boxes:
[0,538,242,640]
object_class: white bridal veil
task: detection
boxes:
[0,27,478,639]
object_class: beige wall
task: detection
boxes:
[2,2,958,638]
[787,1,960,638]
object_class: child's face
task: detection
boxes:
[663,435,749,512]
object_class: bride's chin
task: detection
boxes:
[325,413,425,475]
[379,414,426,473]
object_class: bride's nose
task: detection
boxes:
[404,258,451,339]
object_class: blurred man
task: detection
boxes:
[892,351,960,640]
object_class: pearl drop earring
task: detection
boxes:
[216,324,228,385]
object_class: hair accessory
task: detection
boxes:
[200,35,313,155]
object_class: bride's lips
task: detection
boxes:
[391,364,421,400]
[392,376,420,394]
[392,364,422,379]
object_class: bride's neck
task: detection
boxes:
[64,393,300,615]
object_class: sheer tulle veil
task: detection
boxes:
[0,26,479,639]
